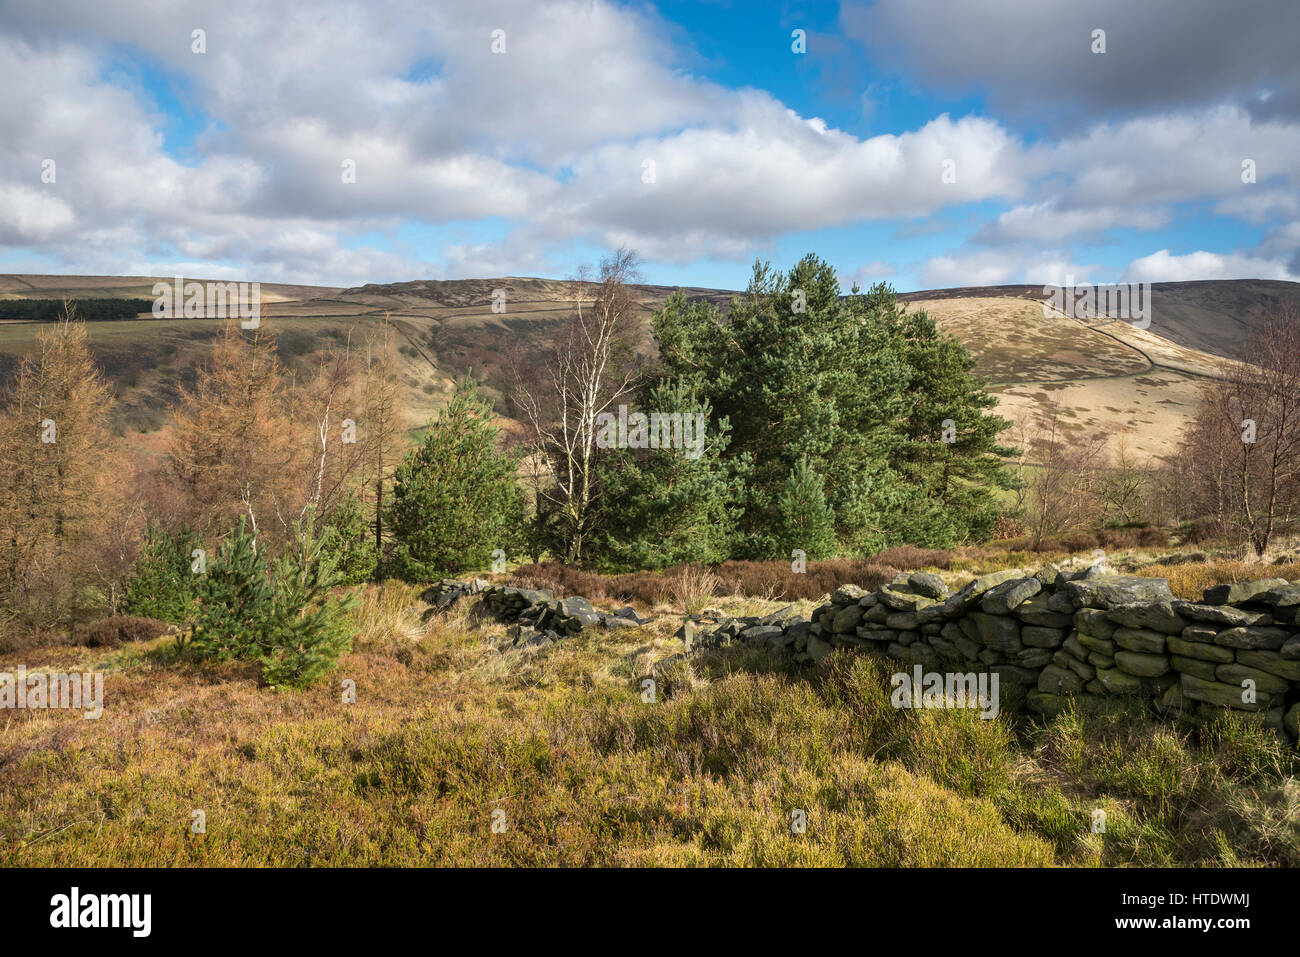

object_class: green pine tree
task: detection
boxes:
[260,520,357,687]
[190,517,356,687]
[651,255,1014,554]
[319,492,378,586]
[652,257,907,554]
[387,376,525,581]
[592,379,749,571]
[887,309,1015,544]
[771,456,837,560]
[124,521,201,624]
[191,517,275,663]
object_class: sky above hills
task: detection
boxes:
[1,0,1297,291]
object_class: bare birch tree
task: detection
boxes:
[360,317,403,562]
[1026,401,1107,543]
[513,248,642,564]
[1096,431,1151,526]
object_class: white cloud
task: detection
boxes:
[557,107,1027,261]
[0,184,77,243]
[1123,249,1300,283]
[920,248,1102,289]
[0,0,1297,286]
[1040,108,1300,210]
[0,0,728,280]
[847,260,896,283]
[976,201,1169,244]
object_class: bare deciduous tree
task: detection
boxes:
[513,248,642,564]
[1023,401,1107,543]
[1179,300,1300,555]
[1096,431,1150,526]
[359,317,404,561]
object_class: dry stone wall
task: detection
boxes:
[422,580,648,647]
[423,568,1300,739]
[740,565,1300,739]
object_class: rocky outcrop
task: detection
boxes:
[672,605,808,653]
[421,578,492,610]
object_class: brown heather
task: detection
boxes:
[2,581,1298,867]
[508,558,902,605]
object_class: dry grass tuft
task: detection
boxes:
[1132,560,1300,600]
[660,564,722,615]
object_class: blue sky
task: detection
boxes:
[1,0,1297,291]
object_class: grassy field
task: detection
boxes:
[3,572,1298,868]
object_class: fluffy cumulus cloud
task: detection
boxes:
[0,0,739,282]
[0,0,1034,278]
[0,0,1297,288]
[1123,249,1300,283]
[964,107,1300,248]
[919,247,1103,290]
[561,107,1027,261]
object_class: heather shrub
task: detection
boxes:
[1060,532,1101,553]
[602,570,668,605]
[866,544,956,570]
[1177,518,1218,546]
[506,562,608,600]
[508,558,900,605]
[1099,525,1170,549]
[712,559,897,600]
[72,615,171,648]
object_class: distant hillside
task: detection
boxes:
[0,273,339,304]
[0,273,1295,463]
[900,279,1300,362]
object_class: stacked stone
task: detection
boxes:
[679,605,811,653]
[1033,571,1179,710]
[752,566,1300,739]
[421,578,492,609]
[812,573,950,668]
[1026,575,1300,734]
[1166,580,1300,733]
[805,569,1068,686]
[429,571,1300,739]
[480,584,556,620]
[471,584,646,645]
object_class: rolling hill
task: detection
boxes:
[1,273,1296,463]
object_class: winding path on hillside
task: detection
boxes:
[984,305,1222,389]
